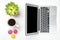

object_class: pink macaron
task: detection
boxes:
[13,29,18,34]
[8,30,12,34]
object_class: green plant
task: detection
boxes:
[5,2,19,16]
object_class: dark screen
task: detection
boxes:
[27,6,38,33]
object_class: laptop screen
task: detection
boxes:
[27,5,38,33]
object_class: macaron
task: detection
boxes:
[13,29,18,34]
[11,34,16,39]
[8,30,12,34]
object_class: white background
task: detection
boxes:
[0,0,59,40]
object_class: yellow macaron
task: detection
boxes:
[11,34,16,39]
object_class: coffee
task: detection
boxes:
[8,19,16,26]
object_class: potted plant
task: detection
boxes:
[5,2,19,16]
